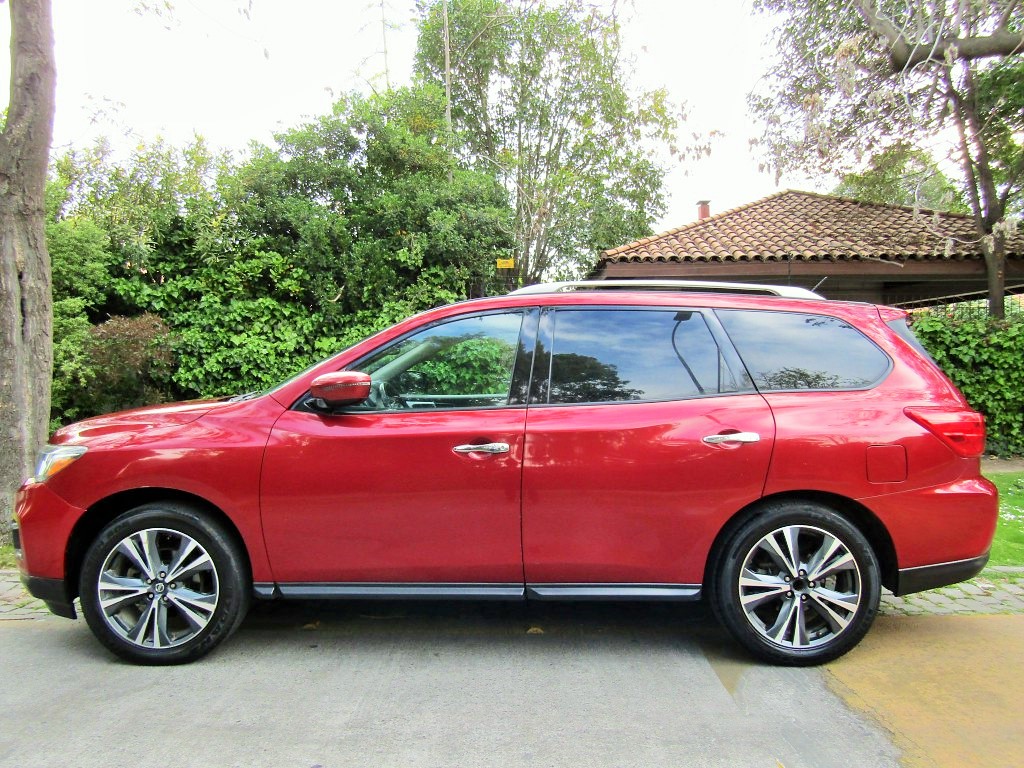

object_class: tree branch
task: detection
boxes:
[855,1,1024,70]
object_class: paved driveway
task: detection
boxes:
[1,599,898,768]
[2,574,1023,768]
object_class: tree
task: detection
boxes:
[161,84,515,395]
[415,0,677,284]
[833,142,968,212]
[751,0,1024,317]
[0,0,56,541]
[49,85,516,400]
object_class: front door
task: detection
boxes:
[261,310,534,586]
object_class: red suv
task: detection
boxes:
[13,281,997,665]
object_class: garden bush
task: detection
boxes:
[51,314,177,431]
[910,311,1024,456]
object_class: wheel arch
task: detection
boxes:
[65,488,252,601]
[703,490,899,593]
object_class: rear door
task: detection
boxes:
[522,306,775,591]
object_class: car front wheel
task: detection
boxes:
[711,502,880,665]
[79,503,250,665]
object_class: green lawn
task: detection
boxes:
[2,472,1023,571]
[987,471,1024,567]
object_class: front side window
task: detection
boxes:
[351,312,525,410]
[544,309,741,405]
[717,310,891,391]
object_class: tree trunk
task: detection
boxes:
[0,0,56,545]
[984,234,1006,320]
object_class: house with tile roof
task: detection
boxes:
[593,190,1024,306]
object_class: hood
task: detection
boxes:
[51,399,234,445]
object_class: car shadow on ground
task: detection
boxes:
[240,597,748,660]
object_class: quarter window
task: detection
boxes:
[546,309,740,404]
[717,310,890,391]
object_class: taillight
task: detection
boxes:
[904,407,986,457]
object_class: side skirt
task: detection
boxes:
[254,583,525,600]
[527,584,702,601]
[253,582,702,602]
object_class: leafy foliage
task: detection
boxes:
[415,0,676,283]
[83,314,176,416]
[50,298,96,429]
[45,85,517,420]
[910,311,1024,455]
[417,337,517,395]
[832,143,967,212]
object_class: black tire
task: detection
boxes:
[710,501,880,666]
[79,502,250,665]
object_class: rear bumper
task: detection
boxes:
[21,574,78,619]
[894,554,989,596]
[864,476,998,573]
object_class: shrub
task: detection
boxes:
[51,314,177,429]
[51,298,97,430]
[910,311,1024,456]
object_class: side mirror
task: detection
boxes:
[309,371,372,408]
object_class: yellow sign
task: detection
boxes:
[496,258,515,269]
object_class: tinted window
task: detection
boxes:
[888,317,939,366]
[717,310,890,391]
[546,309,740,404]
[352,312,524,410]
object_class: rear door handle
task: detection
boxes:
[453,442,510,454]
[702,432,761,445]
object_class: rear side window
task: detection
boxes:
[545,309,742,404]
[717,310,890,391]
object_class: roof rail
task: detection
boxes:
[508,279,823,299]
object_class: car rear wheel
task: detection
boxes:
[711,502,880,665]
[80,503,250,665]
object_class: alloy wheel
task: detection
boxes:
[737,524,862,649]
[95,527,220,650]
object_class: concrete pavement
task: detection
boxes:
[3,570,1023,767]
[0,599,899,768]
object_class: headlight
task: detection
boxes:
[31,444,88,483]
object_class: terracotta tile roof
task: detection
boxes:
[601,190,1024,264]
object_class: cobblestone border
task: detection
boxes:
[4,568,1024,623]
[880,567,1024,616]
[0,570,50,621]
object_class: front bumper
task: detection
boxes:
[15,480,87,620]
[21,574,77,619]
[14,480,85,578]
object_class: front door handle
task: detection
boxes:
[702,432,761,445]
[453,442,510,454]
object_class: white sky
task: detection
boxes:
[3,0,826,232]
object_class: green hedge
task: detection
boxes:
[910,311,1024,456]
